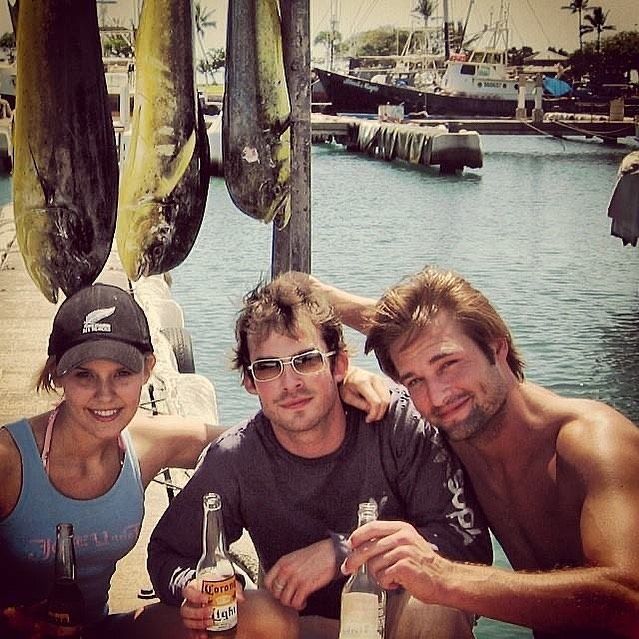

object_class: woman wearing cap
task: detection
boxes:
[0,283,389,638]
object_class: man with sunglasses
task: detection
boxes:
[146,273,492,638]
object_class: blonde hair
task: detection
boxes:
[365,266,525,382]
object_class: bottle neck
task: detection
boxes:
[202,502,227,558]
[355,503,378,575]
[54,523,77,582]
[357,502,378,527]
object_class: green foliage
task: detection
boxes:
[508,46,534,66]
[102,34,134,58]
[412,0,437,25]
[198,47,225,87]
[343,27,411,57]
[197,47,225,74]
[194,1,216,37]
[194,1,217,85]
[314,30,345,58]
[314,30,342,47]
[568,30,639,85]
[581,6,615,52]
[561,0,591,51]
[0,32,15,49]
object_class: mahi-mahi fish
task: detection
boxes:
[116,0,209,281]
[12,0,119,303]
[223,0,291,227]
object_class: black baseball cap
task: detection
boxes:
[48,283,153,376]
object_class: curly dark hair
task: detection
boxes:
[232,272,347,378]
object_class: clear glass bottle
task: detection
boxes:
[45,523,85,638]
[338,501,386,639]
[196,493,238,637]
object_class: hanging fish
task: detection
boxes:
[116,0,209,282]
[12,0,119,303]
[224,0,291,227]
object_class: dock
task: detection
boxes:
[311,113,638,144]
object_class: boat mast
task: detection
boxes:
[460,0,475,50]
[443,0,450,60]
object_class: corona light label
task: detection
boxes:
[202,576,238,631]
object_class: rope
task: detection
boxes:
[518,118,567,149]
[518,117,629,145]
[550,119,629,142]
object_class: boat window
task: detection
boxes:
[460,64,476,76]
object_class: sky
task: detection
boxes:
[1,0,636,55]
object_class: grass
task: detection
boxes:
[198,84,224,99]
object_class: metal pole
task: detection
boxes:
[443,0,450,61]
[272,0,311,277]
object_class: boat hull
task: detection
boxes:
[316,67,639,118]
[424,90,529,117]
[314,68,427,115]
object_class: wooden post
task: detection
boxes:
[532,73,544,124]
[516,73,527,119]
[272,0,311,278]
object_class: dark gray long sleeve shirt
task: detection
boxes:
[147,386,491,618]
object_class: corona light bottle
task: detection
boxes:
[338,501,386,639]
[196,493,238,637]
[45,523,85,638]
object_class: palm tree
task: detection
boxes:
[194,1,217,85]
[581,6,616,53]
[413,0,437,27]
[561,0,590,52]
[412,0,438,53]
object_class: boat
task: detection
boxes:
[313,66,429,115]
[424,48,536,117]
[313,21,443,116]
[317,2,639,119]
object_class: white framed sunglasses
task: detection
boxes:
[248,348,336,382]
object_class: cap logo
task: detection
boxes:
[83,307,116,334]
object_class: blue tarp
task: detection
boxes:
[543,76,572,97]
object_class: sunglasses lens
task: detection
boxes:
[252,360,283,381]
[292,351,325,374]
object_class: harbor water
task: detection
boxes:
[3,133,638,638]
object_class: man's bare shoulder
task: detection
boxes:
[554,397,638,472]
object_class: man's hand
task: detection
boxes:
[340,367,389,423]
[343,521,445,601]
[264,539,338,611]
[181,578,245,639]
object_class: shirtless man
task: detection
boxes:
[310,266,639,638]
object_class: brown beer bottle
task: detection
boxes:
[195,493,238,637]
[45,523,85,638]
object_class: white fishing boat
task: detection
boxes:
[424,4,537,117]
